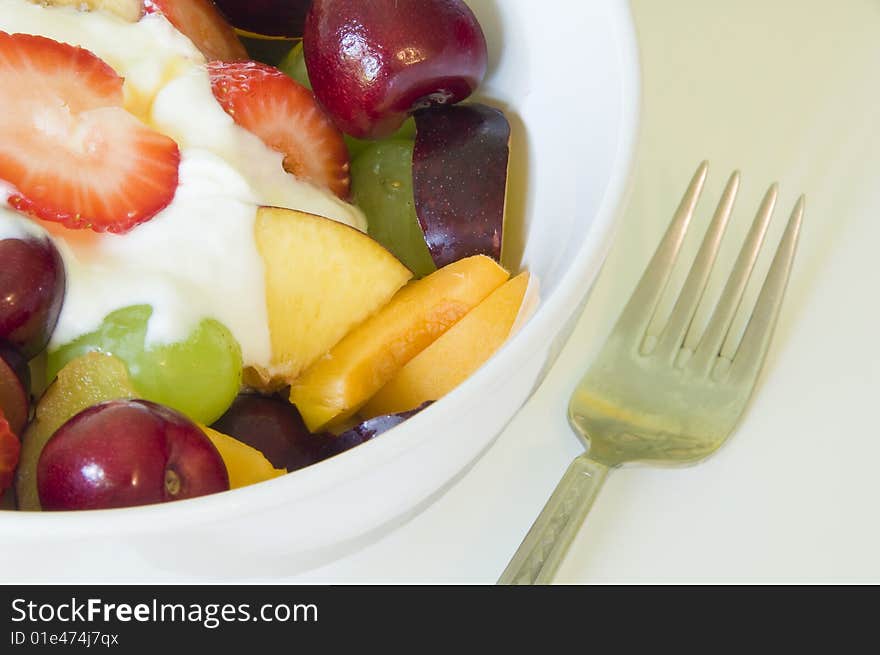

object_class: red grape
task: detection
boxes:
[211,393,317,471]
[0,236,65,359]
[303,0,488,139]
[37,399,229,511]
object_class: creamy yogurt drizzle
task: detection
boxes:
[0,201,42,241]
[0,0,366,367]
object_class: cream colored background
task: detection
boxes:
[295,0,880,583]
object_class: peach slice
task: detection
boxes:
[362,272,531,418]
[290,255,510,432]
[201,426,285,490]
[253,207,413,387]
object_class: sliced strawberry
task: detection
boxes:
[208,61,351,199]
[0,31,124,110]
[0,410,20,494]
[147,0,247,62]
[0,32,180,234]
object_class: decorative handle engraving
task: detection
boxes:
[498,454,610,585]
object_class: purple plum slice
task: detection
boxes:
[413,103,510,268]
[211,393,318,471]
[316,402,434,462]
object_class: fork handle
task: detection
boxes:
[498,454,610,584]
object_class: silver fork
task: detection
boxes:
[498,161,805,584]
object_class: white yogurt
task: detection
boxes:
[0,1,202,119]
[150,67,365,228]
[0,198,43,241]
[53,150,273,363]
[0,0,367,367]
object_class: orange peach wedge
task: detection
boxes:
[201,426,285,489]
[290,255,510,432]
[362,271,531,417]
[254,207,413,387]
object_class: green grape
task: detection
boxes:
[278,41,312,89]
[351,140,436,278]
[345,118,417,160]
[345,135,374,161]
[47,306,242,425]
[388,118,417,141]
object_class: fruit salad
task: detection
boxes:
[0,0,533,512]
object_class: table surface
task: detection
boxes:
[290,0,880,584]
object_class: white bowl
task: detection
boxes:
[0,0,640,582]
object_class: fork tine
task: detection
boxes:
[654,171,740,361]
[727,196,804,384]
[687,183,778,375]
[615,161,708,341]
